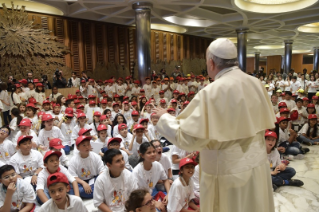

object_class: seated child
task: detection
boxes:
[0,126,16,164]
[0,165,36,212]
[115,123,133,156]
[68,136,106,199]
[14,119,38,148]
[148,113,161,140]
[107,137,132,171]
[9,135,43,187]
[38,172,88,212]
[36,151,79,204]
[95,125,111,155]
[48,139,69,168]
[125,189,157,212]
[297,114,319,145]
[167,158,200,212]
[265,131,304,191]
[93,149,138,212]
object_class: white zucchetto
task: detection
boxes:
[208,38,237,59]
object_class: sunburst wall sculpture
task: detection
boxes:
[0,2,72,81]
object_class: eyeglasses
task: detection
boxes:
[2,172,17,180]
[0,129,9,134]
[140,198,155,207]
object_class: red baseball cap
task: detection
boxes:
[94,111,101,116]
[113,102,119,107]
[188,91,195,96]
[107,137,122,146]
[77,105,84,109]
[42,114,53,121]
[109,79,114,83]
[123,96,129,100]
[279,108,290,113]
[308,114,318,119]
[26,103,38,109]
[173,90,179,94]
[36,83,44,87]
[33,79,39,83]
[17,135,33,145]
[100,115,108,121]
[307,103,315,108]
[125,76,130,80]
[49,138,64,149]
[179,158,196,170]
[171,99,178,103]
[179,92,185,96]
[160,99,166,104]
[100,99,107,104]
[134,80,140,84]
[265,131,277,139]
[140,89,145,92]
[278,116,290,123]
[312,96,319,100]
[74,99,80,104]
[43,100,50,104]
[183,101,190,106]
[18,119,32,127]
[167,108,176,112]
[78,128,92,136]
[132,111,139,116]
[97,124,107,131]
[77,113,86,119]
[28,97,37,104]
[303,97,310,101]
[19,79,27,84]
[114,94,120,98]
[15,84,21,88]
[89,79,94,82]
[81,80,85,83]
[159,90,164,94]
[43,150,62,162]
[76,135,92,146]
[47,172,69,188]
[77,96,84,99]
[37,111,46,118]
[89,100,96,105]
[139,118,149,124]
[278,102,287,108]
[131,101,137,106]
[76,90,80,93]
[52,103,60,108]
[118,123,127,130]
[134,124,145,130]
[88,95,96,99]
[123,101,129,104]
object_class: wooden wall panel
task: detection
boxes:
[246,58,255,73]
[267,55,282,74]
[291,54,303,72]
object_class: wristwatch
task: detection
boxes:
[33,173,38,176]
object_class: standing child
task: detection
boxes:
[0,165,36,212]
[143,77,152,99]
[0,83,12,125]
[25,103,39,134]
[48,86,61,103]
[59,108,75,154]
[69,136,105,199]
[89,111,102,137]
[38,172,88,212]
[121,101,133,124]
[148,113,161,140]
[34,83,46,109]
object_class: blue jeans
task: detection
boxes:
[63,145,71,155]
[271,167,296,186]
[78,176,97,199]
[101,147,108,153]
[285,142,302,155]
[36,185,74,205]
[2,111,11,125]
[297,135,319,145]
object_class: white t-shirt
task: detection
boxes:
[171,145,188,170]
[291,106,308,126]
[0,138,16,163]
[104,85,115,98]
[143,84,152,99]
[115,84,126,96]
[35,92,46,107]
[0,178,36,211]
[130,137,148,156]
[80,85,88,98]
[158,154,172,177]
[71,124,93,145]
[38,126,65,149]
[123,109,133,124]
[151,86,161,100]
[36,165,76,191]
[0,90,11,111]
[93,168,138,212]
[68,151,106,180]
[25,116,39,134]
[280,100,296,111]
[298,123,319,136]
[307,81,318,93]
[9,117,19,141]
[148,124,161,140]
[132,161,167,193]
[290,81,301,93]
[131,86,141,96]
[61,122,76,146]
[167,178,195,212]
[14,130,39,147]
[87,85,98,96]
[49,93,62,102]
[38,194,88,212]
[9,92,21,109]
[267,149,281,170]
[9,149,44,179]
[116,133,133,150]
[278,128,289,145]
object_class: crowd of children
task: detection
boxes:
[0,70,315,211]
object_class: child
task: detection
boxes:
[86,100,99,124]
[157,90,168,105]
[51,103,63,126]
[41,100,51,113]
[34,83,46,109]
[167,107,176,116]
[99,115,112,137]
[0,126,15,164]
[93,149,138,212]
[280,91,296,111]
[125,189,156,212]
[59,108,75,154]
[143,77,152,99]
[132,143,170,210]
[122,101,133,124]
[26,81,36,99]
[0,165,36,212]
[161,78,172,101]
[167,158,199,212]
[159,99,167,109]
[112,114,127,137]
[297,114,319,145]
[48,86,61,102]
[116,123,133,156]
[291,98,307,132]
[140,102,152,120]
[8,108,23,142]
[25,103,39,133]
[128,110,140,131]
[68,136,105,199]
[48,138,69,168]
[107,137,132,170]
[38,114,65,154]
[9,84,21,108]
[170,99,180,116]
[265,131,303,191]
[71,113,92,147]
[18,103,26,117]
[96,124,111,155]
[148,113,161,140]
[151,81,161,101]
[9,135,43,186]
[36,151,79,204]
[306,103,316,115]
[132,80,141,97]
[115,78,126,97]
[89,111,102,137]
[111,102,122,120]
[171,145,194,178]
[14,119,38,148]
[80,80,88,99]
[104,80,115,98]
[38,172,88,211]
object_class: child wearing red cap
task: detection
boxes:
[95,124,111,155]
[87,79,99,97]
[38,172,87,211]
[143,78,152,99]
[148,113,161,140]
[167,158,199,212]
[36,151,79,204]
[115,78,125,98]
[89,111,102,137]
[34,83,46,108]
[104,80,115,98]
[71,113,94,149]
[107,137,132,170]
[140,102,152,121]
[197,77,207,92]
[157,91,168,106]
[112,114,127,137]
[38,114,64,154]
[115,123,133,156]
[68,136,105,199]
[48,86,61,103]
[25,103,39,134]
[132,143,170,211]
[80,80,88,99]
[58,109,76,154]
[111,102,122,121]
[129,124,150,167]
[9,84,22,108]
[171,145,196,179]
[151,81,161,101]
[8,108,22,141]
[51,103,63,126]
[121,101,133,124]
[14,119,39,148]
[291,98,307,132]
[0,165,36,212]
[0,126,16,164]
[132,81,141,97]
[18,85,28,104]
[48,138,69,168]
[265,131,303,191]
[279,91,296,111]
[297,114,319,145]
[93,149,137,212]
[170,100,180,116]
[26,81,36,99]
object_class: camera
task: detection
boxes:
[55,69,61,78]
[42,75,47,81]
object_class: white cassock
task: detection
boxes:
[156,66,276,212]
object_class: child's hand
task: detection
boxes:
[39,145,47,151]
[32,141,37,149]
[83,182,92,194]
[6,182,16,196]
[144,129,149,136]
[277,147,285,153]
[278,163,286,171]
[31,175,38,185]
[132,129,136,136]
[163,195,168,204]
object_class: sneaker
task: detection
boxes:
[288,179,304,187]
[303,141,312,146]
[281,160,290,166]
[302,148,310,153]
[273,184,278,192]
[283,155,294,161]
[294,154,305,160]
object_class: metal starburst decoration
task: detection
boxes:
[0,2,71,81]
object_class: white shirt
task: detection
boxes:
[71,124,93,145]
[49,93,62,102]
[9,92,21,109]
[0,178,36,211]
[9,149,44,178]
[87,85,98,96]
[131,86,141,96]
[158,154,172,177]
[38,126,65,149]
[167,178,195,212]
[68,152,106,180]
[307,81,318,93]
[9,117,19,141]
[192,165,200,193]
[0,138,16,163]
[132,161,167,193]
[71,77,81,88]
[278,128,289,145]
[116,133,133,150]
[130,137,148,156]
[36,165,76,191]
[115,84,126,96]
[291,106,308,126]
[290,81,301,93]
[122,109,133,123]
[148,124,161,140]
[171,145,188,170]
[267,149,281,170]
[14,130,39,147]
[298,123,319,135]
[80,85,88,98]
[151,86,161,100]
[27,89,36,99]
[0,90,11,111]
[104,85,115,98]
[61,122,76,146]
[280,99,296,111]
[93,168,138,212]
[143,84,152,99]
[38,194,88,212]
[35,92,46,107]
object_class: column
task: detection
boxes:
[314,47,319,72]
[255,52,260,72]
[283,40,293,76]
[132,2,152,85]
[236,28,248,72]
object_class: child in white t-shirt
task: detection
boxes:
[48,138,69,168]
[297,114,319,145]
[25,103,40,134]
[128,124,150,159]
[95,124,111,156]
[14,119,38,148]
[167,158,199,212]
[143,78,152,99]
[0,165,36,212]
[8,108,22,142]
[148,113,161,140]
[93,149,138,212]
[112,114,127,137]
[121,101,133,124]
[116,123,133,156]
[127,110,140,132]
[38,172,88,212]
[0,126,16,164]
[89,111,102,137]
[69,136,106,199]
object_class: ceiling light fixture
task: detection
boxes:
[234,0,318,13]
[254,45,284,49]
[163,16,216,27]
[297,22,319,33]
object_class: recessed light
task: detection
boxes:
[163,16,216,27]
[151,24,187,33]
[298,22,319,33]
[292,50,311,53]
[254,45,284,50]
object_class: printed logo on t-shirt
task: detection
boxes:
[0,152,9,158]
[81,168,91,178]
[111,189,124,206]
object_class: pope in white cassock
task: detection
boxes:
[153,38,276,212]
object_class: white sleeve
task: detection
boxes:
[68,158,79,177]
[167,183,184,212]
[7,140,16,156]
[9,118,17,131]
[158,163,168,181]
[94,154,106,174]
[22,181,36,203]
[31,131,39,145]
[93,177,105,208]
[298,123,308,135]
[8,156,20,174]
[36,171,46,191]
[38,130,45,146]
[56,127,65,140]
[60,166,76,183]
